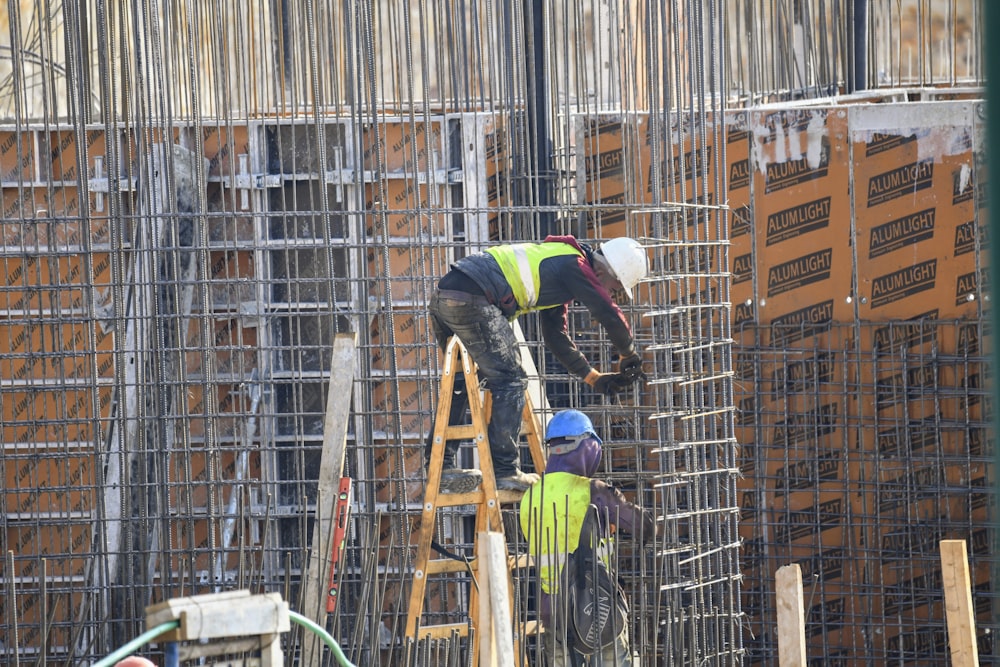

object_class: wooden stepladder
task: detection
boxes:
[405,335,545,662]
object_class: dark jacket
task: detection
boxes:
[521,439,655,630]
[441,235,635,378]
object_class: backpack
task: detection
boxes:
[565,504,629,654]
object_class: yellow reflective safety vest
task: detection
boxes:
[519,472,591,594]
[486,242,582,316]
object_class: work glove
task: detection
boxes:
[586,371,632,397]
[618,350,646,382]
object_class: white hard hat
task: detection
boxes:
[601,237,648,299]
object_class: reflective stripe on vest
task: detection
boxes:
[486,242,582,315]
[519,472,592,594]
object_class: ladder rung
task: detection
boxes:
[426,558,476,575]
[508,554,533,569]
[497,489,526,504]
[521,620,543,637]
[434,491,487,507]
[415,623,470,640]
[441,424,482,440]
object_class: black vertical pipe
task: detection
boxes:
[849,0,868,92]
[524,0,554,238]
[983,0,1000,578]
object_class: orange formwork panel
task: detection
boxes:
[2,385,115,446]
[200,123,252,179]
[362,119,444,173]
[728,110,754,315]
[183,383,255,441]
[167,448,263,509]
[371,441,424,504]
[0,252,114,313]
[369,307,435,372]
[5,454,95,516]
[0,129,37,182]
[849,102,980,321]
[365,181,450,237]
[370,377,434,437]
[0,187,96,245]
[184,316,258,376]
[578,115,630,219]
[366,241,450,304]
[751,108,854,327]
[640,113,720,206]
[4,524,92,580]
[0,320,115,382]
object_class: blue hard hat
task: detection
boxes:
[545,409,602,446]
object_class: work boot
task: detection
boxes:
[495,470,540,491]
[438,468,482,494]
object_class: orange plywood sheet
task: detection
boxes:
[0,252,113,314]
[6,454,94,516]
[642,113,719,202]
[362,120,443,173]
[48,127,110,182]
[728,111,754,312]
[185,383,248,440]
[480,116,510,234]
[371,377,434,437]
[579,115,628,210]
[369,308,435,372]
[367,242,449,304]
[850,103,979,320]
[200,123,252,179]
[189,317,257,376]
[206,248,256,310]
[0,188,89,242]
[365,181,449,238]
[0,130,36,182]
[4,524,92,579]
[2,385,114,445]
[0,319,115,381]
[371,442,424,504]
[168,448,262,512]
[765,490,858,551]
[751,108,854,326]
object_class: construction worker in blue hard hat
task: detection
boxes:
[519,409,656,666]
[427,235,649,493]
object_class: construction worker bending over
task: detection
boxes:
[520,409,655,665]
[428,235,648,492]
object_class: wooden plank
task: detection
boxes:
[301,332,358,666]
[478,530,497,667]
[775,563,807,667]
[512,320,547,473]
[940,539,980,667]
[478,531,514,667]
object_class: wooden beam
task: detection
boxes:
[775,564,807,667]
[478,531,515,667]
[940,539,980,667]
[302,333,358,665]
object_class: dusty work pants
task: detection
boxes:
[427,289,526,478]
[542,628,636,666]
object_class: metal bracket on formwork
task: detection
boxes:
[324,146,348,203]
[88,155,138,213]
[359,167,450,185]
[231,154,281,211]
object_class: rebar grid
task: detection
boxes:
[736,319,995,665]
[0,2,989,667]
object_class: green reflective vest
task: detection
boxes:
[486,242,582,316]
[519,472,592,594]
